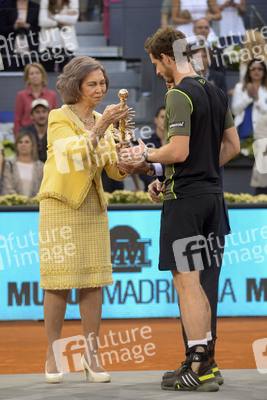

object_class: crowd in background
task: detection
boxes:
[0,0,80,72]
[0,0,267,196]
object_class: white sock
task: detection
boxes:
[206,331,212,342]
[188,338,207,348]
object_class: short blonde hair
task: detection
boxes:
[23,63,48,87]
[56,56,110,104]
[15,130,38,161]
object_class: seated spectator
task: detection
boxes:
[171,0,221,42]
[190,18,225,74]
[38,0,79,72]
[239,30,267,82]
[139,106,165,191]
[191,47,227,95]
[214,0,246,47]
[232,58,267,141]
[161,0,173,28]
[14,62,59,136]
[250,114,267,195]
[22,99,49,163]
[1,130,44,197]
[0,0,40,70]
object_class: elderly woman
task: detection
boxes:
[38,56,128,383]
[1,130,44,197]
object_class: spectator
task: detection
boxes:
[0,0,40,70]
[191,47,227,94]
[250,114,267,195]
[161,0,173,28]
[239,30,267,82]
[139,106,165,191]
[214,0,246,47]
[1,130,44,197]
[171,0,221,42]
[38,0,79,72]
[14,62,59,136]
[23,99,49,163]
[191,18,225,73]
[232,58,267,141]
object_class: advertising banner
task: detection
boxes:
[0,208,266,320]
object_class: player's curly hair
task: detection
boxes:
[144,26,190,62]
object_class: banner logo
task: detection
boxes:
[110,226,151,272]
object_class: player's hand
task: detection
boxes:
[118,138,147,162]
[117,160,150,174]
[148,179,165,202]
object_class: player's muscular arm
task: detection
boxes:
[147,135,190,164]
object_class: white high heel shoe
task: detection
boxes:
[81,355,111,383]
[45,362,63,383]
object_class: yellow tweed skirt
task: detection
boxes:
[39,182,113,290]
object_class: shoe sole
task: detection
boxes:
[161,381,219,392]
[163,370,224,385]
[215,375,224,385]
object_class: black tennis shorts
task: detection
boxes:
[159,193,223,272]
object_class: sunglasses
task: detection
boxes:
[249,66,265,71]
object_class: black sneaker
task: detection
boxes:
[161,365,219,392]
[211,361,224,385]
[162,359,224,385]
[162,360,187,380]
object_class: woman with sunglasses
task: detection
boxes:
[232,58,267,141]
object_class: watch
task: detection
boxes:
[141,147,148,162]
[147,163,155,176]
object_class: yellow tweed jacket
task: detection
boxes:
[38,105,126,209]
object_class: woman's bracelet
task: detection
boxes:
[92,125,105,138]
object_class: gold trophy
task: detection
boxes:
[112,89,135,147]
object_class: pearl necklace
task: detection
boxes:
[69,105,94,125]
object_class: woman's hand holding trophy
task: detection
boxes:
[114,88,151,176]
[112,89,135,147]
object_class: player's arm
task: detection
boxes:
[119,90,191,164]
[145,135,189,164]
[147,89,190,163]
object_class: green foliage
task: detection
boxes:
[0,194,39,206]
[239,136,254,158]
[105,190,155,204]
[223,44,243,71]
[1,140,15,158]
[224,192,267,204]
